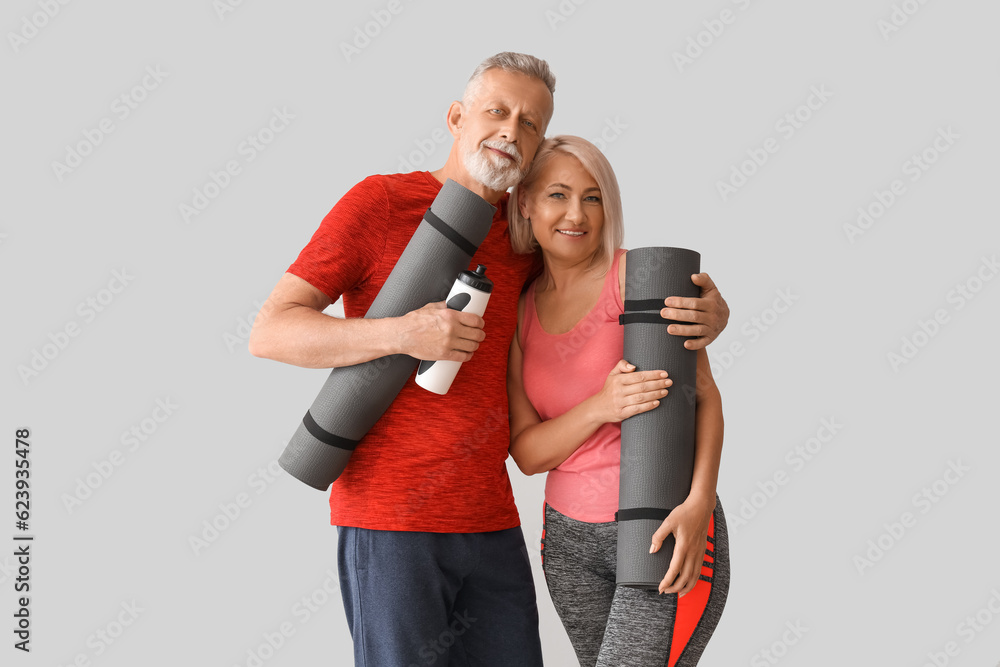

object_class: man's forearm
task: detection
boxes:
[249,305,399,369]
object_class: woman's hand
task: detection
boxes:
[591,359,672,424]
[650,494,715,596]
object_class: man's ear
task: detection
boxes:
[446,101,464,138]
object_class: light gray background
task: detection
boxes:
[3,1,999,665]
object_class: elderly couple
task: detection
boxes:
[250,52,731,667]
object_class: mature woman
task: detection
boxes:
[506,136,730,666]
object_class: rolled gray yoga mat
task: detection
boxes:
[616,246,701,589]
[278,179,496,491]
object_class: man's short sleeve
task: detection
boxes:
[287,176,389,302]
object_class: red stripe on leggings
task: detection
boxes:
[540,501,547,567]
[667,511,716,667]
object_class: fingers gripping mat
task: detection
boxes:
[278,179,496,491]
[616,247,701,589]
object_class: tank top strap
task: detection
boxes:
[601,248,627,316]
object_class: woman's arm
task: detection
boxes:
[651,347,724,595]
[688,350,724,507]
[507,297,672,476]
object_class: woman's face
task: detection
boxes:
[518,152,604,264]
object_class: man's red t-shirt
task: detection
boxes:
[287,171,537,532]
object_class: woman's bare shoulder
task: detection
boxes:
[618,249,627,303]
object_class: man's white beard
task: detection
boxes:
[464,140,525,191]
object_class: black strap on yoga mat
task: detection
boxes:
[615,507,672,522]
[619,312,671,325]
[423,207,477,257]
[623,298,667,312]
[302,411,360,451]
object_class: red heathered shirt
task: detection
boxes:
[287,171,537,532]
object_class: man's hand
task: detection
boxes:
[661,273,729,351]
[396,301,486,362]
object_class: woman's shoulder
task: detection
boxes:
[617,249,628,305]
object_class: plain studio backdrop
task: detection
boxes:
[3,1,999,665]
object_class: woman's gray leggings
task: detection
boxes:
[541,497,730,666]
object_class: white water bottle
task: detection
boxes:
[415,264,494,395]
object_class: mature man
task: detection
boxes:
[250,52,729,666]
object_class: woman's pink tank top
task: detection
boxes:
[519,248,626,523]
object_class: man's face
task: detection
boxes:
[455,68,553,192]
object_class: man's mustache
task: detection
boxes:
[480,140,522,163]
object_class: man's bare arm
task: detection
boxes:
[248,273,485,368]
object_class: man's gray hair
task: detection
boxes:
[463,52,556,104]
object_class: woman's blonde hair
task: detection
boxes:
[508,135,624,274]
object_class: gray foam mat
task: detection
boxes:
[616,246,701,589]
[278,179,496,490]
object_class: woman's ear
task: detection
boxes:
[445,101,463,138]
[517,186,531,220]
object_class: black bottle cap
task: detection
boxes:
[457,264,493,293]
